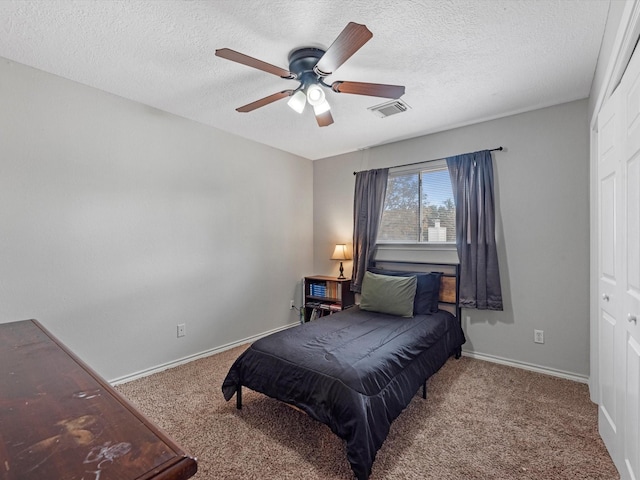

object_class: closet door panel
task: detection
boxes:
[626,155,640,307]
[597,88,623,459]
[625,53,640,157]
[622,43,640,480]
[626,48,640,307]
[625,336,640,479]
[600,310,617,429]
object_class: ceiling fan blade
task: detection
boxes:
[316,110,334,127]
[236,90,294,113]
[314,22,373,76]
[331,81,405,99]
[216,48,295,79]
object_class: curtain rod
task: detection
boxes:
[352,146,503,175]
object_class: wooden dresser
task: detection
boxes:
[0,319,197,480]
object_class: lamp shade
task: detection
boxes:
[330,244,352,261]
[287,90,306,114]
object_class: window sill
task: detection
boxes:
[377,242,457,250]
[375,243,459,264]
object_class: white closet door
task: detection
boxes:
[597,85,624,467]
[621,41,640,480]
[598,41,640,479]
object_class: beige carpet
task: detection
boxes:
[115,345,618,479]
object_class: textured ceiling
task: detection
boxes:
[0,0,610,160]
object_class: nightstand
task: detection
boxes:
[303,276,355,322]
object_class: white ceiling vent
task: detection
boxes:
[368,99,411,118]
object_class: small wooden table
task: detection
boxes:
[0,319,197,480]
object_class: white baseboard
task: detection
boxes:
[462,350,589,384]
[110,326,589,386]
[110,322,299,385]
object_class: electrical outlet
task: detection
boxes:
[290,300,295,310]
[534,329,544,344]
[177,323,186,338]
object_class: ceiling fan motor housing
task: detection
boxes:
[288,47,326,87]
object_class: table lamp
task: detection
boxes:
[331,244,352,280]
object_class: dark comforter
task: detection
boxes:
[222,306,465,479]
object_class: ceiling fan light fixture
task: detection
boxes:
[313,100,331,115]
[287,90,306,114]
[306,84,325,106]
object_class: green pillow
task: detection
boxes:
[360,271,417,317]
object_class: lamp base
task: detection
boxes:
[337,261,346,280]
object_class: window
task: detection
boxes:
[378,161,456,244]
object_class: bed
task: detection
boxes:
[221,263,465,479]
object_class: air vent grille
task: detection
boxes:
[368,99,411,118]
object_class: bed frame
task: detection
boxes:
[224,262,465,479]
[235,262,462,409]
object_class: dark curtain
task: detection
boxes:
[447,150,503,310]
[351,168,389,293]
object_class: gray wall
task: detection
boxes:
[0,58,313,381]
[313,100,590,378]
[0,53,592,381]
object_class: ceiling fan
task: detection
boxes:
[215,22,405,127]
